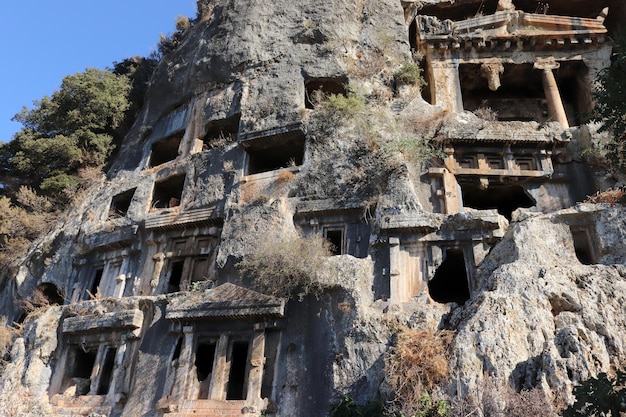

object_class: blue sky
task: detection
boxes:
[0,1,197,142]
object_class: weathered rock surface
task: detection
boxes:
[1,0,625,416]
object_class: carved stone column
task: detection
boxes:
[246,329,266,404]
[534,59,569,128]
[388,237,402,304]
[430,61,464,113]
[151,252,165,294]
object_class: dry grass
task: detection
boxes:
[385,327,453,416]
[585,187,626,206]
[276,170,295,183]
[237,232,333,300]
[453,376,555,417]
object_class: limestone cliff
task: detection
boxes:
[1,0,625,416]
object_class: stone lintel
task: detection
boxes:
[380,213,443,233]
[239,122,306,150]
[166,300,286,322]
[62,309,144,336]
[145,207,223,231]
[84,225,139,253]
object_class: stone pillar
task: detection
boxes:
[113,251,129,298]
[430,61,464,113]
[388,237,402,304]
[151,253,165,294]
[176,326,195,401]
[246,329,266,404]
[209,334,230,400]
[442,169,462,214]
[534,59,569,129]
[108,341,127,402]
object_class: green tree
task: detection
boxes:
[593,35,626,167]
[563,371,626,416]
[4,68,131,197]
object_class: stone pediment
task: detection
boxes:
[437,114,569,146]
[418,11,607,49]
[166,283,285,322]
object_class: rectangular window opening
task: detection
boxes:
[460,63,547,122]
[195,341,217,399]
[149,132,183,167]
[63,346,97,396]
[246,138,305,175]
[90,268,104,298]
[151,174,186,210]
[226,341,249,400]
[324,228,344,256]
[167,260,184,293]
[108,188,136,219]
[571,228,595,265]
[202,114,240,150]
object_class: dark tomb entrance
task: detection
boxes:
[461,183,535,220]
[428,249,470,304]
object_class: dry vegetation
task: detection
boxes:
[454,376,555,417]
[585,187,626,205]
[237,232,333,300]
[385,327,453,416]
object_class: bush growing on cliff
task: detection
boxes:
[237,232,333,300]
[562,371,626,416]
[385,327,453,416]
[393,63,426,88]
[593,34,626,168]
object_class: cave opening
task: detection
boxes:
[570,228,595,265]
[428,249,470,305]
[461,183,535,220]
[38,283,64,305]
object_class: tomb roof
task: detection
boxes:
[166,283,285,322]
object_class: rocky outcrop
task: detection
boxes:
[0,0,624,416]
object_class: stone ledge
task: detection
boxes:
[62,309,144,336]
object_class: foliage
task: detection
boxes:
[6,68,130,200]
[329,395,394,417]
[386,135,443,168]
[314,84,367,119]
[562,371,626,417]
[414,392,450,417]
[451,376,553,417]
[385,327,453,417]
[393,63,426,87]
[237,232,333,300]
[593,35,626,168]
[0,194,54,269]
